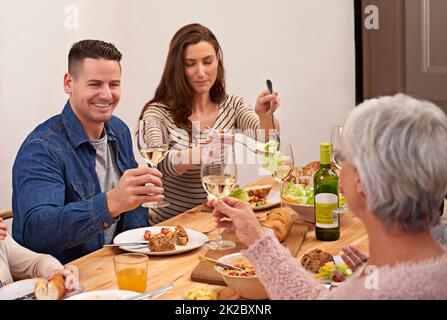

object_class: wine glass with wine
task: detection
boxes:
[266,142,294,207]
[201,141,237,250]
[136,117,170,208]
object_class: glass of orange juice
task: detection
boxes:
[113,253,148,293]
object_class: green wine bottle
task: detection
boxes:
[314,143,340,241]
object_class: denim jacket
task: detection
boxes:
[12,101,149,264]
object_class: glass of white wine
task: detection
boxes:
[269,142,294,207]
[136,117,170,208]
[201,141,237,250]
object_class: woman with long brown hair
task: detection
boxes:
[140,23,280,224]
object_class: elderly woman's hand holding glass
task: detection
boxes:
[208,197,267,247]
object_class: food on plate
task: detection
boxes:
[294,160,338,186]
[185,284,218,300]
[260,208,292,242]
[220,259,257,277]
[244,185,272,208]
[300,248,334,273]
[144,226,189,252]
[313,261,353,283]
[229,185,272,208]
[148,234,176,252]
[34,274,66,300]
[174,226,189,245]
[228,187,250,202]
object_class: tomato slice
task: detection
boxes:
[160,227,170,235]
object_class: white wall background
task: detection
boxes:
[0,0,355,211]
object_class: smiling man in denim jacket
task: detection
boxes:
[12,40,164,263]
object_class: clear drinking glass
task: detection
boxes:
[331,125,344,170]
[136,117,169,208]
[331,125,349,213]
[270,143,294,207]
[113,253,148,293]
[201,141,237,250]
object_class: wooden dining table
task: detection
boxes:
[67,176,369,300]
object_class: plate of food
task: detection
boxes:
[229,185,280,211]
[0,278,84,300]
[300,248,353,286]
[65,290,139,300]
[113,226,208,256]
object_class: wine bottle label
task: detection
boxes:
[315,193,339,228]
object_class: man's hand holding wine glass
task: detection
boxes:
[106,167,164,218]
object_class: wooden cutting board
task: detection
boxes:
[190,223,309,285]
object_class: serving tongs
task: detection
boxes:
[203,126,271,156]
[198,255,245,272]
[266,79,280,146]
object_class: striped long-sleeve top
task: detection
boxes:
[142,95,261,225]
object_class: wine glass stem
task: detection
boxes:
[215,227,223,243]
[280,179,284,208]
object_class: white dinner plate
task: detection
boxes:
[65,290,139,300]
[0,278,84,300]
[251,190,281,211]
[113,226,208,256]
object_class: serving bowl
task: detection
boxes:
[215,252,269,300]
[282,200,315,223]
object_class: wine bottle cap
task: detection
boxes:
[320,143,331,164]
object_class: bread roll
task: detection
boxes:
[300,248,333,273]
[261,208,293,242]
[34,274,66,300]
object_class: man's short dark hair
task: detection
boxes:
[68,40,122,76]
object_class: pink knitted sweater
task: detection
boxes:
[243,234,447,300]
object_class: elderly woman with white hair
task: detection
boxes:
[209,94,447,299]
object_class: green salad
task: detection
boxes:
[282,182,345,207]
[255,140,280,153]
[282,182,315,205]
[256,141,292,173]
[229,188,250,202]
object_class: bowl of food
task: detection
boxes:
[215,252,269,300]
[281,182,315,223]
[283,201,315,223]
[281,182,346,223]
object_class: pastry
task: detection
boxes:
[261,208,293,242]
[174,226,189,245]
[148,234,175,252]
[300,248,334,273]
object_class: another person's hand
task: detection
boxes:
[255,89,280,116]
[0,218,8,240]
[209,197,266,247]
[47,268,77,291]
[106,167,164,217]
[341,245,368,272]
